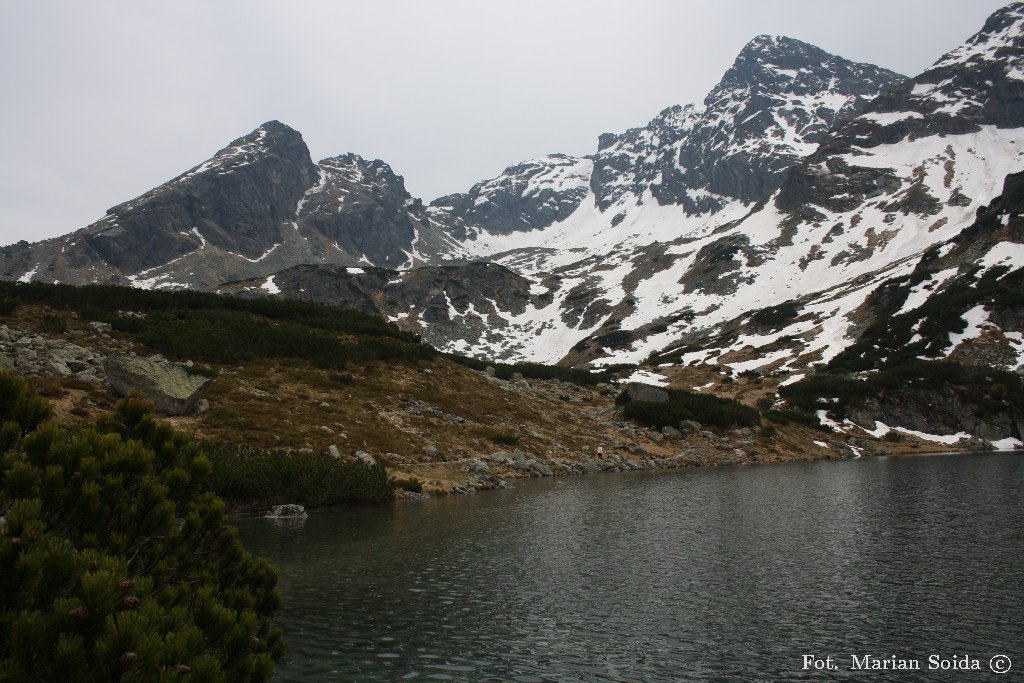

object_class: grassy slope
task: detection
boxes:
[0,292,952,502]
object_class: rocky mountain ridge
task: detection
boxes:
[428,3,1024,379]
[221,31,913,365]
[4,4,1024,435]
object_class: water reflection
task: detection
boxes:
[236,453,1024,681]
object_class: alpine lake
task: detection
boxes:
[236,452,1024,682]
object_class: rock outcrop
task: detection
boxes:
[843,386,1023,444]
[0,325,106,383]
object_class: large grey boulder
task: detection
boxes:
[627,382,669,403]
[104,353,212,415]
[355,450,378,467]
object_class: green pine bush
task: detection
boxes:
[202,441,396,509]
[0,371,284,681]
[621,388,759,429]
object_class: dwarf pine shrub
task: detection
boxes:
[0,371,284,681]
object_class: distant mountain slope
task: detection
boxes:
[2,122,319,287]
[374,3,1024,372]
[429,154,594,241]
[5,4,1024,383]
[388,35,909,362]
[443,35,903,258]
[0,124,464,288]
[618,2,1024,377]
[827,170,1024,375]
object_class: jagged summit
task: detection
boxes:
[7,120,319,286]
[297,152,435,268]
[720,34,904,110]
[672,34,905,205]
[428,154,593,241]
[446,31,904,255]
[931,1,1024,71]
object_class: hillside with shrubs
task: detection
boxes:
[0,281,964,509]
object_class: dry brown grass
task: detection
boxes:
[2,302,961,496]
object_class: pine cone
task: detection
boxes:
[120,595,141,610]
[117,579,134,592]
[247,635,261,648]
[174,664,192,675]
[68,606,89,621]
[118,652,138,667]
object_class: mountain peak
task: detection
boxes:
[221,120,303,149]
[741,34,821,56]
[721,34,904,95]
[256,119,293,132]
[930,1,1024,71]
[733,34,839,72]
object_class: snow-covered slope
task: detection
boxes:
[397,34,906,363]
[396,4,1024,375]
[586,3,1024,377]
[447,35,902,259]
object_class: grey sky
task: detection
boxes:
[0,0,1013,246]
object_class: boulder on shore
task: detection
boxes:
[266,504,308,518]
[104,353,212,415]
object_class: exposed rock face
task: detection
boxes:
[222,261,540,356]
[0,325,106,383]
[99,121,317,270]
[231,265,387,316]
[355,450,378,467]
[0,123,465,289]
[75,122,315,284]
[592,36,904,214]
[298,154,455,268]
[0,122,317,288]
[429,154,593,239]
[844,387,1022,443]
[104,353,212,415]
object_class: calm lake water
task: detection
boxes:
[236,453,1024,681]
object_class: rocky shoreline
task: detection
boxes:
[395,421,960,498]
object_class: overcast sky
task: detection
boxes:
[0,0,1013,246]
